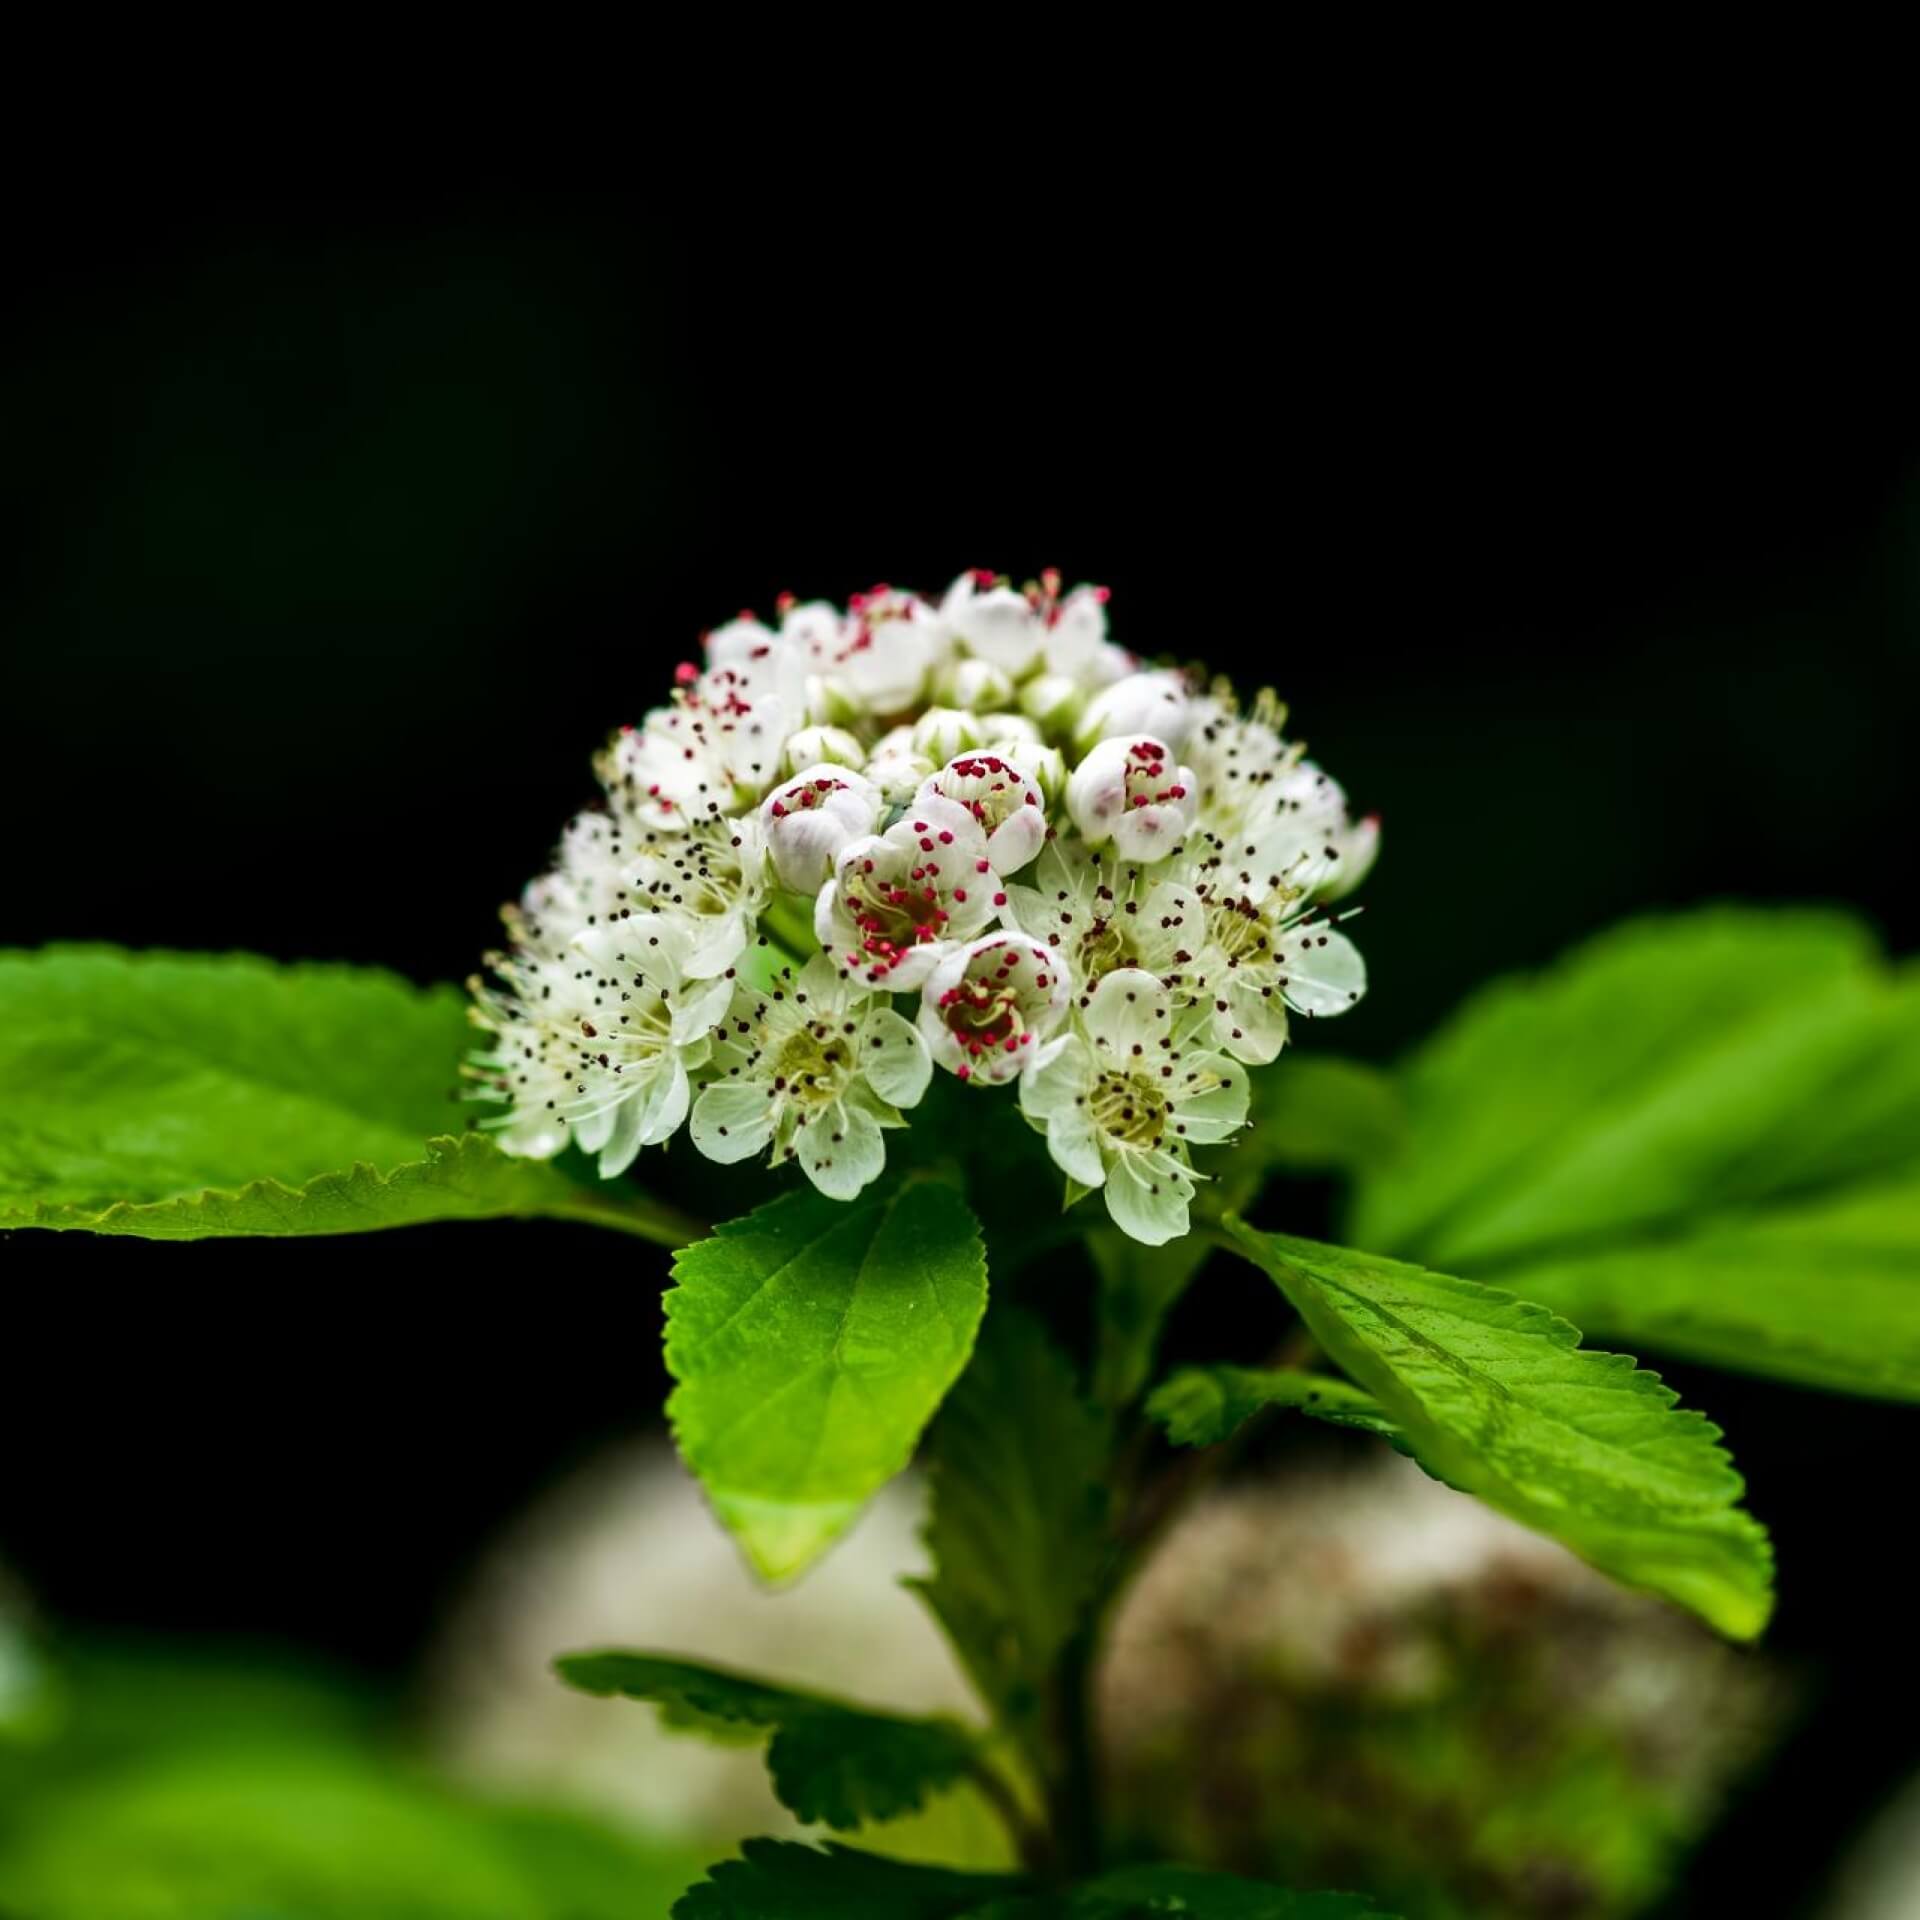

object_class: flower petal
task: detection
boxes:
[1082,968,1172,1058]
[690,1080,776,1164]
[862,1007,932,1108]
[633,1057,692,1149]
[1217,976,1291,1064]
[1171,1051,1250,1144]
[797,1100,887,1200]
[1103,1150,1193,1246]
[1279,926,1368,1017]
[596,1089,650,1179]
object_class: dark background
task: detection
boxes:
[2,198,1916,1914]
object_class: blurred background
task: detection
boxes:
[2,195,1917,1915]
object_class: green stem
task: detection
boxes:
[1045,1620,1104,1880]
[1100,1319,1326,1642]
[965,1752,1055,1877]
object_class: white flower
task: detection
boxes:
[761,765,882,892]
[560,915,733,1178]
[917,751,1049,875]
[941,568,1112,682]
[942,571,1043,677]
[814,795,1005,990]
[468,917,589,1162]
[1065,734,1199,863]
[702,612,784,673]
[1037,578,1110,677]
[1252,759,1381,903]
[600,712,732,830]
[601,653,799,826]
[918,931,1069,1084]
[1019,968,1248,1245]
[793,586,944,714]
[1078,669,1194,754]
[1181,687,1381,896]
[518,810,636,946]
[473,569,1373,1214]
[1320,814,1381,904]
[1177,823,1370,1061]
[691,953,930,1200]
[1002,838,1205,1008]
[627,812,769,980]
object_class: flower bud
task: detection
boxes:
[781,724,867,778]
[761,765,881,892]
[804,673,864,729]
[912,705,988,763]
[977,711,1043,751]
[935,656,1016,713]
[1081,642,1136,690]
[863,727,934,809]
[703,614,780,670]
[1020,671,1083,733]
[1041,585,1110,676]
[919,932,1069,1084]
[919,751,1050,876]
[942,572,1044,676]
[1066,734,1198,862]
[1077,669,1194,754]
[1001,738,1068,809]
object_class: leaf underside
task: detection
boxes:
[554,1652,976,1831]
[671,1841,1400,1919]
[1224,1223,1776,1641]
[1147,1365,1407,1452]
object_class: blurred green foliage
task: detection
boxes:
[1349,909,1920,1400]
[0,1642,705,1920]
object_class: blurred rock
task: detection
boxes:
[1100,1453,1791,1920]
[425,1438,1791,1912]
[1816,1770,1920,1919]
[421,1439,979,1847]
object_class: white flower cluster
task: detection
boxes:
[470,572,1377,1245]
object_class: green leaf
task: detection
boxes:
[1349,910,1920,1401]
[8,1132,689,1243]
[673,1840,1026,1920]
[672,1846,1399,1920]
[1061,1866,1399,1918]
[1246,1055,1407,1176]
[0,945,689,1244]
[1222,1224,1776,1641]
[666,1182,989,1583]
[1498,1172,1920,1400]
[909,1307,1112,1757]
[554,1652,976,1831]
[1350,909,1889,1266]
[1147,1366,1406,1451]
